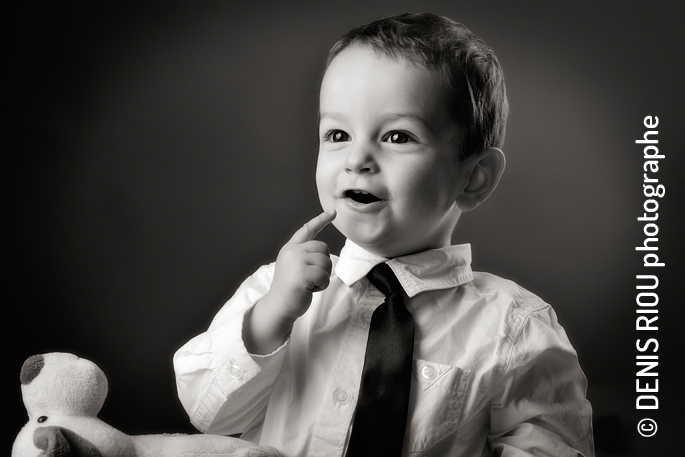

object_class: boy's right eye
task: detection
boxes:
[325,130,350,142]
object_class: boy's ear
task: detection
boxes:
[456,147,505,211]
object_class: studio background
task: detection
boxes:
[9,1,684,456]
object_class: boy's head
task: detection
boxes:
[316,13,507,258]
[327,12,509,160]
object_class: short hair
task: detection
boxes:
[326,12,509,159]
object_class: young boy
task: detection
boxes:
[174,13,594,457]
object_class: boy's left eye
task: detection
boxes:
[383,131,412,144]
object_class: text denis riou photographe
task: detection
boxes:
[634,115,663,438]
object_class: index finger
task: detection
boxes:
[289,209,337,244]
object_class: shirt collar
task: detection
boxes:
[335,239,474,298]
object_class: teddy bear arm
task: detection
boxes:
[130,434,280,457]
[33,426,104,457]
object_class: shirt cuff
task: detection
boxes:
[210,304,287,389]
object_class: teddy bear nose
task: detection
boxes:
[20,354,45,385]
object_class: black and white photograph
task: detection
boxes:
[9,1,683,456]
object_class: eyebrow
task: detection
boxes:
[317,111,343,124]
[382,112,431,128]
[318,111,431,129]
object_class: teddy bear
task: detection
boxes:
[12,352,280,457]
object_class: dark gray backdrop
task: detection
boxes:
[9,1,684,455]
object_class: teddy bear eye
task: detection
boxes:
[38,416,48,423]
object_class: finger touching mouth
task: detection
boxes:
[343,189,383,204]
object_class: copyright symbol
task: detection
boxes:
[637,418,657,437]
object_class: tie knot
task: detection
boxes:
[366,263,404,297]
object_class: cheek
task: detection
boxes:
[315,153,326,184]
[404,182,461,233]
[396,165,451,212]
[315,155,334,204]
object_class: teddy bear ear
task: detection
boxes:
[20,355,45,386]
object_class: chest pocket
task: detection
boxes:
[404,359,470,453]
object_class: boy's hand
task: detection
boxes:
[270,209,337,319]
[244,210,336,355]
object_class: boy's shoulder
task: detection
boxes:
[467,270,555,320]
[461,271,576,363]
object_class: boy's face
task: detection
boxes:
[316,45,469,258]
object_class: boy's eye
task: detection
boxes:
[327,130,349,142]
[384,131,412,144]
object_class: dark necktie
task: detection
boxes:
[346,262,415,457]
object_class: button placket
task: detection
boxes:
[309,283,371,456]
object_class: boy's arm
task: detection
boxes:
[488,307,595,456]
[243,210,335,355]
[173,263,285,435]
[173,210,336,435]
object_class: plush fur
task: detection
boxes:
[13,353,279,457]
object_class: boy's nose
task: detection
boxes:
[345,142,378,174]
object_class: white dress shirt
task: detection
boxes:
[174,240,594,456]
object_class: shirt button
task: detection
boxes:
[229,361,243,379]
[421,364,437,380]
[334,388,350,405]
[362,310,373,324]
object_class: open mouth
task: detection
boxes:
[344,189,382,204]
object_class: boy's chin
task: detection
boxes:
[339,228,410,259]
[333,213,451,258]
[334,224,391,257]
[342,226,453,259]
